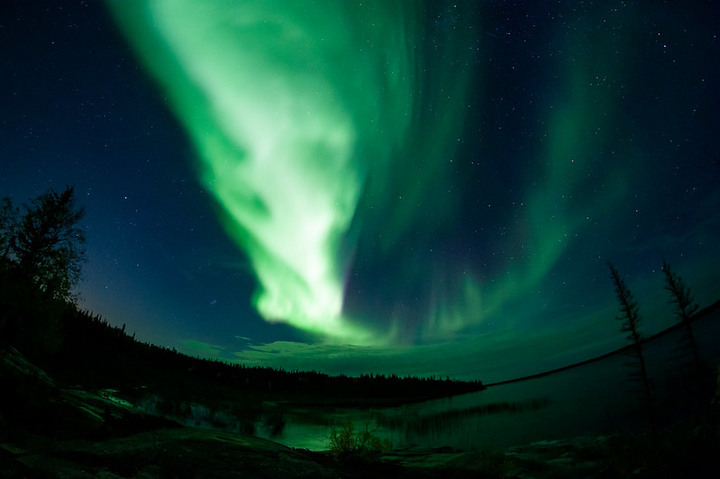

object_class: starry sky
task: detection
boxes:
[2,0,719,382]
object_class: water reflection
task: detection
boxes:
[260,309,719,451]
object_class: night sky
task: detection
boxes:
[2,1,718,382]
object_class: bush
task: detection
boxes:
[328,422,391,460]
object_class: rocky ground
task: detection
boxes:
[3,346,719,478]
[4,425,719,478]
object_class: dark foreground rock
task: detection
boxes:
[1,427,507,478]
[2,428,335,478]
[0,429,511,478]
[0,346,485,478]
[6,429,719,478]
[3,346,719,478]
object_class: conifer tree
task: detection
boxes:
[0,197,19,262]
[662,259,700,368]
[0,187,86,353]
[9,186,86,302]
[608,262,655,436]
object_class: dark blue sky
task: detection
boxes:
[2,1,718,382]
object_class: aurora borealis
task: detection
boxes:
[2,1,719,381]
[106,0,479,344]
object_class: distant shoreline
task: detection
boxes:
[485,299,720,387]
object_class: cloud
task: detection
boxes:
[180,339,226,358]
[227,313,623,383]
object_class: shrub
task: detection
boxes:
[328,422,391,460]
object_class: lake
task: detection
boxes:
[259,307,720,451]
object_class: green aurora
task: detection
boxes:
[105,0,719,365]
[107,0,479,343]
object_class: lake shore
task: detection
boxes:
[3,304,720,477]
[4,420,719,478]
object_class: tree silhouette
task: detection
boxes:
[6,186,86,302]
[0,197,19,261]
[662,259,701,369]
[608,262,655,436]
[1,187,86,355]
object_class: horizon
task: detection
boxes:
[73,297,720,386]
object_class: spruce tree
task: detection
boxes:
[608,262,655,436]
[662,259,700,369]
[10,186,86,302]
[0,197,19,262]
[0,187,86,354]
